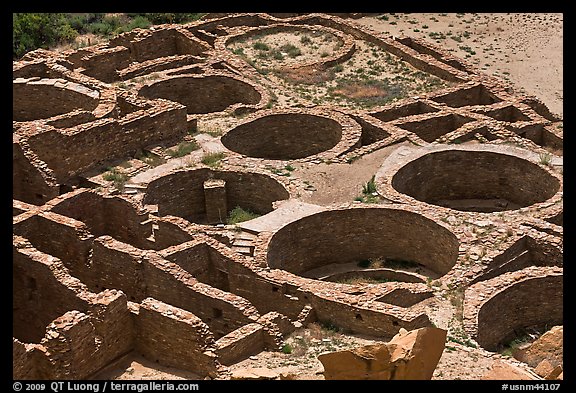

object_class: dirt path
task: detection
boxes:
[295,142,412,206]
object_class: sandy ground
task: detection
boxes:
[77,13,561,381]
[354,13,563,116]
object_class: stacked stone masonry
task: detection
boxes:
[13,13,562,379]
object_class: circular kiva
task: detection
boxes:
[219,23,355,71]
[475,275,563,351]
[390,149,560,213]
[138,74,262,115]
[266,207,460,280]
[13,78,100,122]
[143,168,290,224]
[221,109,361,160]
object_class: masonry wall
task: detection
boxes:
[228,265,307,319]
[476,276,563,351]
[143,253,257,338]
[13,80,99,122]
[13,243,90,344]
[391,150,560,208]
[396,113,473,143]
[214,323,265,365]
[40,291,134,379]
[370,100,439,123]
[27,105,187,181]
[13,213,93,282]
[161,242,230,292]
[431,84,502,107]
[80,47,132,82]
[221,114,343,159]
[50,191,154,250]
[308,293,432,339]
[13,141,59,205]
[135,298,219,376]
[13,339,53,380]
[139,75,261,114]
[267,208,460,276]
[153,219,195,250]
[90,236,146,302]
[144,169,289,222]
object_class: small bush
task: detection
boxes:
[253,41,270,51]
[362,175,377,195]
[102,167,128,191]
[300,35,312,44]
[227,206,260,225]
[539,152,552,166]
[280,43,301,58]
[271,50,284,60]
[201,152,225,168]
[167,141,199,158]
[281,343,293,354]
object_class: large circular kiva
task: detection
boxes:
[267,207,459,279]
[138,75,261,114]
[221,113,343,159]
[391,150,560,212]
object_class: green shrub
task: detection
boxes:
[167,141,199,158]
[253,41,270,51]
[362,175,377,195]
[227,206,261,225]
[281,344,293,354]
[102,167,128,191]
[201,152,226,168]
[280,43,301,58]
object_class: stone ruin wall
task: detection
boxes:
[13,13,562,379]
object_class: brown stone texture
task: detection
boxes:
[222,112,341,159]
[143,168,290,223]
[476,275,562,351]
[215,323,266,365]
[135,298,219,377]
[204,179,228,224]
[513,325,563,368]
[139,75,261,114]
[482,360,537,380]
[267,207,459,276]
[391,149,560,211]
[319,327,446,380]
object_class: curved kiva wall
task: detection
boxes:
[143,168,290,223]
[13,78,100,122]
[476,275,563,351]
[391,150,560,212]
[222,113,344,159]
[138,75,261,114]
[267,207,459,277]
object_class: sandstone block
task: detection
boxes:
[318,327,446,380]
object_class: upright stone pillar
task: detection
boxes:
[204,179,227,224]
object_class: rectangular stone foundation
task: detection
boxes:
[204,179,227,224]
